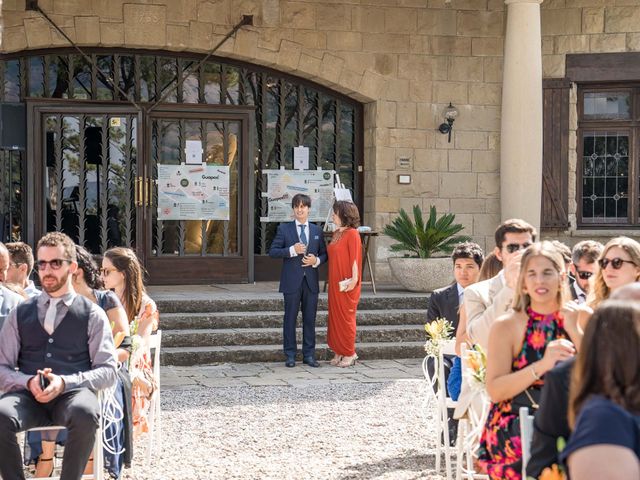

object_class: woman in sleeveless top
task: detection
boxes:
[102,247,158,438]
[477,242,582,479]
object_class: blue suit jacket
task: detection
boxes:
[269,221,328,294]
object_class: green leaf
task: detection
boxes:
[382,204,469,258]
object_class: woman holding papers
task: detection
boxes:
[327,201,362,367]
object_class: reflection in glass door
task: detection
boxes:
[145,109,251,284]
[43,113,138,253]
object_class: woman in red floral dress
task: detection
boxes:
[477,241,582,479]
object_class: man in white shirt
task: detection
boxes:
[5,242,40,298]
[569,240,603,304]
[464,219,537,351]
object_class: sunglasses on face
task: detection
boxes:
[598,257,636,270]
[573,267,593,280]
[35,259,71,271]
[505,242,532,254]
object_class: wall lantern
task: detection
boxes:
[438,103,459,143]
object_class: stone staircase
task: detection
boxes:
[156,294,429,366]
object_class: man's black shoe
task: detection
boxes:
[285,358,296,368]
[303,357,320,367]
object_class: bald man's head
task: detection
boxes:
[0,242,8,283]
[610,282,640,301]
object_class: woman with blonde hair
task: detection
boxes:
[578,236,640,330]
[561,300,640,479]
[477,241,581,479]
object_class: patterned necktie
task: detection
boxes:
[44,298,61,335]
[299,224,308,245]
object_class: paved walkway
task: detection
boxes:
[161,358,424,389]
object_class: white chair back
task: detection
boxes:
[146,330,162,465]
[520,406,535,478]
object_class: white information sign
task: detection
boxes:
[185,140,203,165]
[261,169,334,222]
[157,164,230,220]
[293,146,310,170]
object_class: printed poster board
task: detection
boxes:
[157,164,230,220]
[260,169,334,222]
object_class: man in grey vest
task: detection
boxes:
[0,232,117,480]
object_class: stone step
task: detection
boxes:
[155,295,429,314]
[161,341,426,366]
[162,324,425,348]
[159,309,427,330]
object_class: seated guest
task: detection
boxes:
[102,247,158,437]
[0,242,24,330]
[527,282,640,478]
[427,242,483,443]
[477,242,581,479]
[578,236,640,330]
[568,240,603,304]
[5,242,40,298]
[0,232,117,480]
[560,299,640,480]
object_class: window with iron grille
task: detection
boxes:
[577,86,639,227]
[0,49,362,250]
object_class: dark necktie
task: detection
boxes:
[299,224,308,245]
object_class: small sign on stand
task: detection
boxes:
[293,146,310,170]
[324,174,354,231]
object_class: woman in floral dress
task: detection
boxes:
[478,241,582,479]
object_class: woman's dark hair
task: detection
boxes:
[568,299,640,427]
[104,247,146,321]
[75,245,104,290]
[333,201,360,228]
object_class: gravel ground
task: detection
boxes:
[122,380,443,480]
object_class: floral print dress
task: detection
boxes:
[477,307,568,480]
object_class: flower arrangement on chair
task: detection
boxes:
[463,343,487,391]
[424,317,454,357]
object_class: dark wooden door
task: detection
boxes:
[143,105,254,284]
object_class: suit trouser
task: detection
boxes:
[0,387,99,480]
[282,275,318,359]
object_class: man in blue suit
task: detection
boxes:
[269,193,327,368]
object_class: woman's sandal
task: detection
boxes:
[329,355,343,366]
[34,457,54,478]
[338,354,358,368]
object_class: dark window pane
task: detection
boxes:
[49,56,69,98]
[583,177,593,196]
[71,55,92,99]
[4,59,20,101]
[203,62,221,104]
[181,59,199,104]
[96,55,113,100]
[157,57,177,103]
[118,56,135,100]
[224,66,239,105]
[28,56,45,97]
[605,198,616,218]
[139,56,156,102]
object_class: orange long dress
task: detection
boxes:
[327,228,362,356]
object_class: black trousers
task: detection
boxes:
[0,387,99,480]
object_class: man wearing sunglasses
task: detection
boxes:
[464,218,537,350]
[0,242,24,331]
[5,242,40,298]
[569,240,603,304]
[0,232,117,480]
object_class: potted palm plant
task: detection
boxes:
[383,205,471,292]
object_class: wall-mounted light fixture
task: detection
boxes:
[438,103,459,143]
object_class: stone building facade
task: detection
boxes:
[1,0,639,283]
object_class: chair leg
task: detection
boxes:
[146,396,156,466]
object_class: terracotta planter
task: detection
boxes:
[388,257,453,292]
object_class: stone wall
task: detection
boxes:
[541,0,640,249]
[2,0,640,281]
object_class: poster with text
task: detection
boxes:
[261,169,335,222]
[158,164,230,220]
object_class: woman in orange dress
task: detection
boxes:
[327,201,362,367]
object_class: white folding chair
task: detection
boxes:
[423,339,460,480]
[520,406,535,478]
[25,392,105,480]
[146,329,162,465]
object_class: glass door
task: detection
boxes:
[30,102,142,255]
[143,107,253,284]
